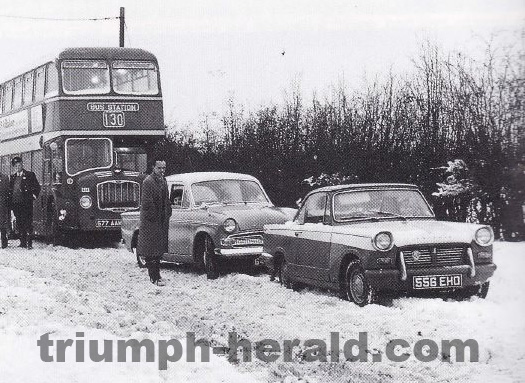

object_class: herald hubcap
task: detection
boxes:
[352,273,365,299]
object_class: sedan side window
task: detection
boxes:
[170,184,185,208]
[295,193,328,224]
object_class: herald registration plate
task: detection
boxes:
[413,274,462,289]
[95,219,121,228]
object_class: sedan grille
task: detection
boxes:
[97,181,140,212]
[222,231,263,248]
[402,246,466,268]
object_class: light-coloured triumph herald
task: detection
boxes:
[121,172,296,279]
[262,183,497,306]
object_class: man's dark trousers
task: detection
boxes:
[0,229,7,248]
[12,203,33,248]
[145,257,161,282]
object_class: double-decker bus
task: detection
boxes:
[0,47,165,241]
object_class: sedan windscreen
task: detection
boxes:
[333,189,434,221]
[191,180,269,206]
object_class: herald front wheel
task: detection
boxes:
[344,262,375,306]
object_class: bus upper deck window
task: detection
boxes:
[35,67,45,101]
[13,77,23,109]
[45,62,59,97]
[112,61,159,95]
[2,82,13,112]
[61,60,110,95]
[23,72,34,105]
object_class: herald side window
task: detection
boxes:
[295,192,328,224]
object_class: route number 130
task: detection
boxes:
[103,112,125,127]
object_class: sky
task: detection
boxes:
[0,0,523,126]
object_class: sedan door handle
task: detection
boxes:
[294,231,303,237]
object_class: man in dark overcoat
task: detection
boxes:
[137,159,171,285]
[10,156,41,249]
[0,171,10,249]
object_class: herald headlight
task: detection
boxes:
[373,232,393,251]
[79,195,92,209]
[223,218,237,233]
[475,227,493,246]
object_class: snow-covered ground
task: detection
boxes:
[0,241,523,382]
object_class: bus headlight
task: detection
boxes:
[80,195,92,209]
[475,227,493,246]
[373,232,393,251]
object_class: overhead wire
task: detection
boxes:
[0,12,132,47]
[0,14,119,21]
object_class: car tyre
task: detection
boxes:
[457,281,490,300]
[244,259,256,276]
[203,235,219,280]
[478,281,490,298]
[344,261,375,306]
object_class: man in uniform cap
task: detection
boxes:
[9,156,41,249]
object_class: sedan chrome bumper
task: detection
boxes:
[214,246,263,257]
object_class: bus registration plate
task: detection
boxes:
[96,219,122,228]
[102,112,125,127]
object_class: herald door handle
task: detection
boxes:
[294,231,303,237]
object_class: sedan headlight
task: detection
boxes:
[373,232,393,251]
[79,195,92,209]
[223,218,237,233]
[475,227,493,246]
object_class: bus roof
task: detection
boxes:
[58,47,158,62]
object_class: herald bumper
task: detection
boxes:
[365,263,497,291]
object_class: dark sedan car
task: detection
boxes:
[262,183,497,306]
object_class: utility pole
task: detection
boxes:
[119,7,125,47]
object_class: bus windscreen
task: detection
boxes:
[65,138,113,175]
